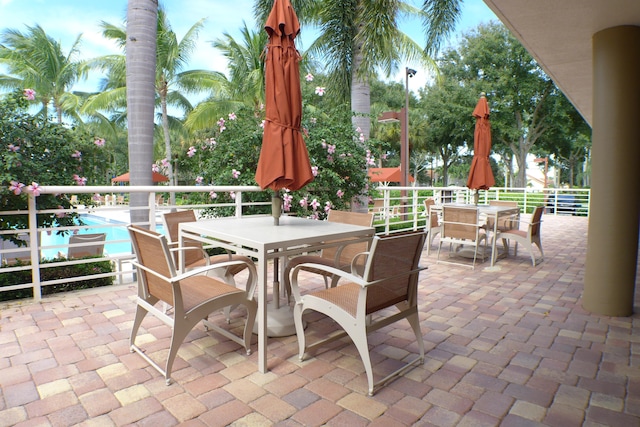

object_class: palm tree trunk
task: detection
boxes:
[160,89,176,206]
[126,0,158,226]
[350,41,371,213]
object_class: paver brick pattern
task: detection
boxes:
[1,215,639,426]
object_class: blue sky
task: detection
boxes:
[1,0,498,92]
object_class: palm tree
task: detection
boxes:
[253,0,458,141]
[126,0,158,225]
[185,22,267,131]
[0,24,87,123]
[90,6,221,204]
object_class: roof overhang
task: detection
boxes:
[483,0,640,126]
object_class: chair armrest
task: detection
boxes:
[169,245,210,265]
[350,251,370,276]
[174,259,258,298]
[289,262,367,303]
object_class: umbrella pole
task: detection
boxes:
[474,190,479,205]
[272,192,282,226]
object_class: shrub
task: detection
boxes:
[0,257,113,302]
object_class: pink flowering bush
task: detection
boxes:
[0,90,111,244]
[178,101,370,219]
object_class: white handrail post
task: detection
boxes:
[27,194,42,301]
[235,191,242,217]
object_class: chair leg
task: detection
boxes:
[164,321,193,385]
[242,299,257,355]
[406,312,425,361]
[294,304,307,360]
[130,304,149,349]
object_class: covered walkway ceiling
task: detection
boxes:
[484,0,640,126]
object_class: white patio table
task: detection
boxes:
[178,215,375,373]
[431,204,521,266]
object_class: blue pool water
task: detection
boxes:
[41,215,164,258]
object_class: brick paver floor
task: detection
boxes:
[1,215,639,426]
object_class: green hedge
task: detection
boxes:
[0,257,114,302]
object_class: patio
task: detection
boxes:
[1,215,638,426]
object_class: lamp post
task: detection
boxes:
[534,157,549,188]
[377,68,416,217]
[404,67,416,190]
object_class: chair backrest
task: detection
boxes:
[0,233,32,264]
[362,231,426,314]
[489,200,518,208]
[424,198,438,228]
[530,205,544,237]
[68,233,106,258]
[128,225,176,305]
[322,210,374,266]
[488,200,519,229]
[442,206,480,241]
[162,210,205,267]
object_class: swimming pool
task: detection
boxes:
[41,215,165,258]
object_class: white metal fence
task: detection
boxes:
[0,185,590,302]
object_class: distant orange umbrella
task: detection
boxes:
[111,172,168,183]
[367,167,415,183]
[466,93,495,202]
[255,0,313,193]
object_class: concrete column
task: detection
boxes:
[583,26,640,316]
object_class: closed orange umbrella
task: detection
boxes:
[255,0,313,193]
[467,93,495,202]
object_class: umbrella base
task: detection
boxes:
[253,303,305,337]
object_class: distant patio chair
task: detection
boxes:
[162,210,253,285]
[65,233,106,258]
[497,205,545,266]
[283,210,374,297]
[437,206,488,269]
[423,198,441,255]
[128,225,257,385]
[289,231,427,395]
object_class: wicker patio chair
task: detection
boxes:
[289,231,427,396]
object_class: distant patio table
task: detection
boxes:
[178,215,375,373]
[431,204,521,266]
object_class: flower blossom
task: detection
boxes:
[230,191,236,200]
[305,73,314,82]
[336,189,344,199]
[26,182,41,197]
[309,117,317,124]
[327,144,336,154]
[195,176,204,184]
[94,138,105,147]
[324,201,332,213]
[283,192,293,211]
[9,181,25,195]
[152,164,160,172]
[23,88,36,100]
[205,137,217,147]
[310,198,320,210]
[359,133,365,143]
[71,150,82,160]
[232,169,240,179]
[299,197,308,208]
[228,112,237,120]
[311,166,318,177]
[7,144,19,152]
[56,206,67,218]
[217,118,226,132]
[315,87,325,96]
[260,120,266,128]
[187,146,197,157]
[209,191,217,199]
[161,158,170,167]
[72,174,87,186]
